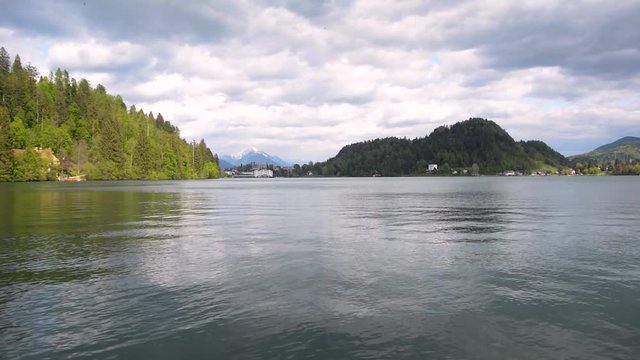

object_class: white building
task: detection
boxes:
[253,168,273,178]
[428,164,438,171]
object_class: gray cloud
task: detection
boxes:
[1,0,237,42]
[461,2,640,80]
[0,0,78,37]
[261,0,350,19]
[1,0,638,161]
[81,1,237,42]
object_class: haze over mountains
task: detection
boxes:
[219,148,292,168]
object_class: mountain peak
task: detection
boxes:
[231,147,262,160]
[221,148,292,168]
[595,136,640,151]
[244,147,261,154]
[569,136,640,163]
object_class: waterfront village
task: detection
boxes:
[224,163,274,178]
[222,163,317,178]
[223,162,582,178]
[16,148,586,181]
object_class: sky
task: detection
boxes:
[1,0,639,161]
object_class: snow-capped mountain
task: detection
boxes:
[220,148,292,168]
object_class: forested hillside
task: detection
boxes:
[415,118,534,174]
[569,137,640,164]
[320,118,567,176]
[567,136,640,175]
[519,140,568,169]
[324,137,416,176]
[0,47,220,181]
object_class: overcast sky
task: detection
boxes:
[1,0,639,161]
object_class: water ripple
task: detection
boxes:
[1,177,639,359]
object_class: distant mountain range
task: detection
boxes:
[569,136,640,163]
[215,129,639,174]
[219,148,292,168]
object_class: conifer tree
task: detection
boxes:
[133,129,151,178]
[0,47,9,73]
[0,47,10,105]
[7,54,26,118]
[98,114,125,179]
[0,47,221,181]
[0,106,14,181]
[155,113,165,128]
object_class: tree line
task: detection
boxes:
[0,47,220,181]
[314,118,569,176]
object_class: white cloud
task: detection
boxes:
[1,0,639,161]
[48,39,146,70]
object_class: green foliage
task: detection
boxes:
[0,47,221,181]
[569,137,640,175]
[133,130,151,178]
[13,149,51,181]
[569,137,640,166]
[204,162,220,179]
[519,140,568,168]
[98,114,125,179]
[319,118,557,176]
[39,123,72,155]
[425,118,534,174]
[581,165,604,175]
[610,159,640,175]
[0,105,14,181]
[0,47,10,108]
[0,47,9,73]
[323,137,416,176]
[10,115,29,149]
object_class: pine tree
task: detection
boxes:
[7,54,27,118]
[0,47,10,106]
[54,68,67,124]
[10,54,21,73]
[133,129,151,178]
[0,106,14,181]
[155,112,165,128]
[98,113,125,179]
[0,48,221,181]
[0,47,9,73]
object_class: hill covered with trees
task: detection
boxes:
[318,118,568,176]
[0,47,220,181]
[519,140,568,170]
[569,137,640,164]
[568,136,640,175]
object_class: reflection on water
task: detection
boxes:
[1,177,639,359]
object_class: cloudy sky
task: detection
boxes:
[1,0,639,161]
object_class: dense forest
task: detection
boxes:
[0,47,220,181]
[518,140,568,170]
[568,136,640,175]
[318,118,569,176]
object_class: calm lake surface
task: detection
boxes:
[1,177,639,359]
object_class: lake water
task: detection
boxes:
[1,177,639,359]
